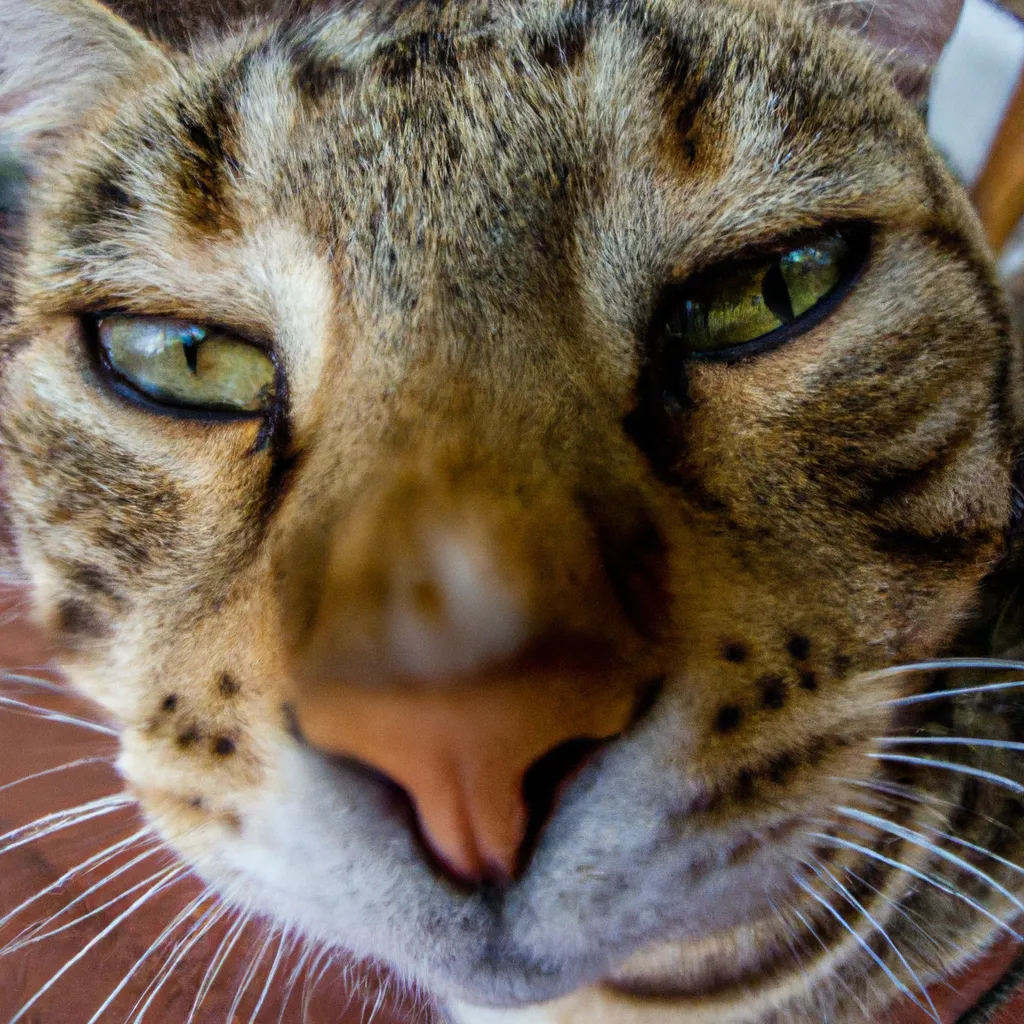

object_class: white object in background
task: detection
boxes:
[929,0,1024,186]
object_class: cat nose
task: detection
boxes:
[283,484,645,885]
[296,673,634,884]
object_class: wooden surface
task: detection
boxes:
[974,69,1024,252]
[0,588,421,1024]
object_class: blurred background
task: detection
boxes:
[1,1,1024,1021]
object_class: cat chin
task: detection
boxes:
[134,740,809,1008]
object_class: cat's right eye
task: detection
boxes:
[94,317,276,416]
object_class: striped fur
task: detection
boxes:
[1,1,1021,1022]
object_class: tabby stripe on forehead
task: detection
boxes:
[527,7,593,71]
[288,37,352,106]
[374,31,459,83]
[172,79,242,234]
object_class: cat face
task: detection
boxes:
[0,0,1019,1020]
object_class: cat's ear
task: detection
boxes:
[0,0,171,160]
[812,0,965,105]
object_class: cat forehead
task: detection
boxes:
[28,0,921,333]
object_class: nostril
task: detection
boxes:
[520,735,607,871]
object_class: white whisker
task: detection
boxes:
[838,806,1024,917]
[834,775,1018,839]
[187,907,251,1023]
[0,672,68,694]
[878,736,1024,753]
[808,832,1021,940]
[0,694,116,735]
[3,844,167,954]
[868,659,1024,681]
[843,864,957,960]
[887,679,1024,707]
[794,873,937,1021]
[227,922,277,1023]
[865,754,1024,796]
[0,795,132,853]
[124,891,225,1024]
[6,862,188,1024]
[248,928,290,1024]
[0,826,151,937]
[301,948,334,1024]
[806,857,938,1021]
[786,900,869,1021]
[0,755,110,795]
[277,941,315,1024]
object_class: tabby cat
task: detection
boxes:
[1,0,1022,1021]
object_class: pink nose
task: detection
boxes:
[296,673,634,884]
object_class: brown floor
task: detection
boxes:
[0,587,419,1023]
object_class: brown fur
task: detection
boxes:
[1,1,1022,1021]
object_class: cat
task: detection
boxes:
[1,0,1023,1021]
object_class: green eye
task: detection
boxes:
[97,318,276,415]
[660,227,869,361]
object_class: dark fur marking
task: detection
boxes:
[767,753,796,785]
[219,673,241,697]
[715,704,743,733]
[289,34,352,104]
[65,563,124,604]
[375,31,458,83]
[55,598,108,642]
[799,671,818,692]
[172,82,239,233]
[786,634,810,660]
[585,499,669,639]
[723,641,748,664]
[177,728,201,749]
[213,736,236,756]
[856,420,981,511]
[759,675,788,710]
[871,526,997,565]
[161,694,178,713]
[529,13,590,70]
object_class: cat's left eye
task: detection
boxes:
[95,317,276,415]
[656,226,870,363]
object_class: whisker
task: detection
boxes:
[3,845,168,954]
[794,873,938,1021]
[0,826,152,938]
[301,947,334,1024]
[0,755,111,795]
[834,774,1020,840]
[87,890,219,1024]
[187,909,251,1024]
[0,672,69,694]
[843,864,958,961]
[806,857,939,1021]
[0,795,132,853]
[0,694,117,735]
[865,754,1024,797]
[124,891,225,1024]
[6,863,188,1024]
[837,806,1024,919]
[887,679,1024,707]
[867,659,1024,681]
[226,922,277,1023]
[248,928,290,1024]
[786,900,872,1022]
[277,941,315,1024]
[807,832,1021,941]
[878,736,1024,753]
